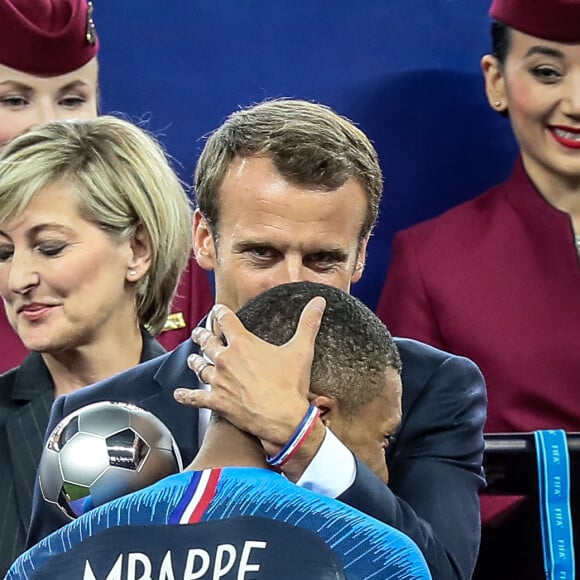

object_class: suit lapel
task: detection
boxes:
[140,329,166,361]
[147,339,203,463]
[152,337,201,394]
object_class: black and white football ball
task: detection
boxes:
[38,401,183,519]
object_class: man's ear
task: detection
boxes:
[192,209,217,272]
[309,393,340,427]
[481,54,508,113]
[126,224,153,281]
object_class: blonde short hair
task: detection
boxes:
[0,116,192,334]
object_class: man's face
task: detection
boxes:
[325,368,402,484]
[194,155,369,311]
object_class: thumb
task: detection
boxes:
[289,296,326,350]
[287,296,325,397]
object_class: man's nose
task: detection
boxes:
[277,259,309,284]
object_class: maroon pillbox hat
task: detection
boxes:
[490,0,580,43]
[0,0,99,75]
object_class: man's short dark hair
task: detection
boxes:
[236,281,401,417]
[195,99,383,243]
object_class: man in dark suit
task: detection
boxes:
[29,99,486,580]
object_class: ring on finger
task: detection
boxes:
[195,360,214,384]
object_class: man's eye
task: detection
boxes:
[312,253,336,263]
[249,247,274,258]
[307,253,343,270]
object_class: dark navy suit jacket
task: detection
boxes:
[28,337,486,580]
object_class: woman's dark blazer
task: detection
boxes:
[0,331,165,576]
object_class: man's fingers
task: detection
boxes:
[190,304,241,352]
[187,354,215,384]
[208,303,272,348]
[290,296,326,348]
[210,304,245,341]
[174,387,212,409]
[191,327,222,350]
[190,327,230,367]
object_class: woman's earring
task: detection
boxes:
[494,100,502,107]
[128,269,137,277]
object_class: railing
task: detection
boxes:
[482,432,580,495]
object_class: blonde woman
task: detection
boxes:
[0,116,191,572]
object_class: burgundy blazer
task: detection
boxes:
[156,257,214,351]
[379,158,580,435]
[0,311,27,374]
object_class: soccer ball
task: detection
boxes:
[39,401,183,519]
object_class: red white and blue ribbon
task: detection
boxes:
[266,405,321,467]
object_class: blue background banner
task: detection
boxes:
[96,0,518,309]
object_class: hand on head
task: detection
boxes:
[174,296,326,456]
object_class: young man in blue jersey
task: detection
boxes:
[11,282,431,580]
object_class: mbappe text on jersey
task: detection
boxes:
[81,540,268,579]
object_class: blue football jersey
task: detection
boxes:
[10,467,431,579]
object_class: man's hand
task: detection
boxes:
[174,296,326,462]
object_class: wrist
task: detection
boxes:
[265,405,321,467]
[260,400,311,451]
[279,420,326,482]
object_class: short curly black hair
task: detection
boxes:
[236,281,401,417]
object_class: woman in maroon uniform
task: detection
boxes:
[379,0,580,577]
